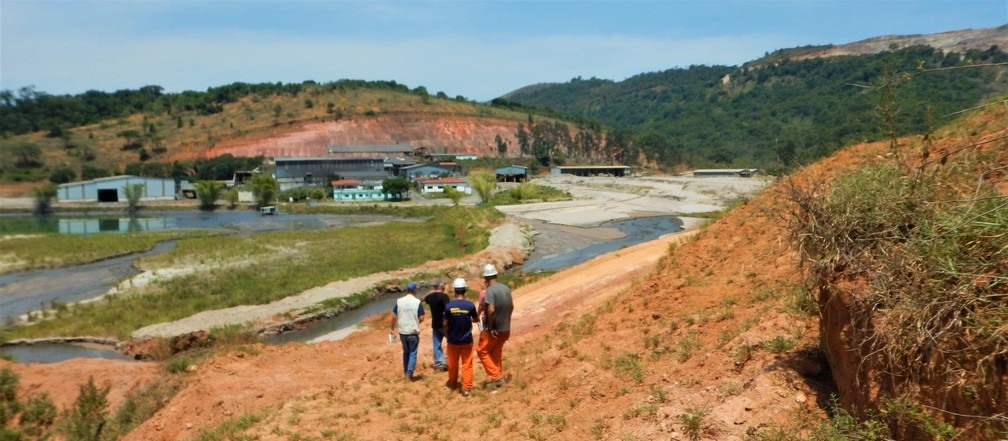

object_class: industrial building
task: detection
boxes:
[549,165,631,177]
[57,176,178,203]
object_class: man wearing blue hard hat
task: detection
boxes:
[390,281,425,381]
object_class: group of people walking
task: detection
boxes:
[389,263,513,397]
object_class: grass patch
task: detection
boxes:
[678,408,711,441]
[489,182,571,205]
[762,336,796,354]
[609,352,645,384]
[192,409,266,441]
[0,229,225,274]
[783,143,1008,437]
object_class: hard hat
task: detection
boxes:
[482,264,498,277]
[453,278,467,289]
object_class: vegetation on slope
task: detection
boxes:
[0,80,562,187]
[504,45,1008,170]
[782,97,1008,439]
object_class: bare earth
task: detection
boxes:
[6,172,831,441]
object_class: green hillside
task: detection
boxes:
[502,45,1008,170]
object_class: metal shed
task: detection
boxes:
[550,165,630,177]
[57,176,178,203]
[401,163,453,181]
[495,165,528,182]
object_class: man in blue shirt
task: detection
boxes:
[390,282,425,381]
[443,278,479,396]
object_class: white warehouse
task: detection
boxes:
[57,176,178,203]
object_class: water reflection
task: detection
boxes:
[59,217,169,234]
[0,343,133,363]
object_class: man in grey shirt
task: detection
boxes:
[476,264,513,388]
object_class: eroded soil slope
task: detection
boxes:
[178,115,522,161]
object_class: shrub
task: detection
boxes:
[784,150,1008,437]
[59,377,110,441]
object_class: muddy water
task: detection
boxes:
[0,343,131,363]
[0,241,177,322]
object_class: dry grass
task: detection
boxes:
[781,106,1008,438]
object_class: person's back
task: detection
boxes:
[390,282,424,381]
[445,297,478,345]
[395,294,422,335]
[485,282,513,332]
[444,278,479,396]
[477,264,513,388]
[423,285,451,370]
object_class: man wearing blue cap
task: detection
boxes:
[390,281,425,381]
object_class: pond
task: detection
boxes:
[0,210,406,236]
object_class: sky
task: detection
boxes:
[1,0,1006,102]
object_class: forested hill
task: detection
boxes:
[502,44,1008,169]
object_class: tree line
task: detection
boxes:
[0,79,442,137]
[504,45,1008,170]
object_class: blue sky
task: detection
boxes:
[2,0,1005,101]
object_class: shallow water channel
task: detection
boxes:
[0,212,682,362]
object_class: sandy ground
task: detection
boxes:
[496,173,771,226]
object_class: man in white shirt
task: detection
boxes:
[390,282,425,381]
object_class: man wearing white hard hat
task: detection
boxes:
[476,264,513,388]
[443,277,479,396]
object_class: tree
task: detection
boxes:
[515,123,531,157]
[225,186,239,209]
[248,173,278,208]
[122,183,144,213]
[81,165,110,181]
[443,186,463,206]
[193,180,225,211]
[381,177,410,201]
[49,166,76,184]
[12,143,42,168]
[495,134,508,157]
[469,172,497,204]
[32,183,57,215]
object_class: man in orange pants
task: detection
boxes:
[443,278,479,396]
[476,264,513,388]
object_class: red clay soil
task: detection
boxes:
[172,115,523,162]
[7,105,1005,440]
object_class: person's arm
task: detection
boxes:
[487,303,497,335]
[418,304,425,324]
[390,307,397,333]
